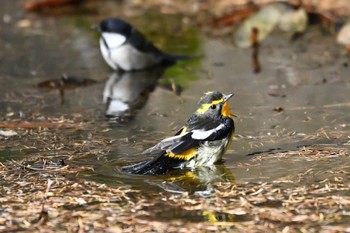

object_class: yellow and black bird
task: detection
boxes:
[122,91,235,175]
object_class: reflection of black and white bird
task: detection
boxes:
[96,18,189,71]
[122,91,235,175]
[103,65,165,119]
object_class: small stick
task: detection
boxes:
[251,27,261,73]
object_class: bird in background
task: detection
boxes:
[95,18,190,71]
[122,91,235,175]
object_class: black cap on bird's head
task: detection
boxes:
[97,18,133,37]
[196,91,234,118]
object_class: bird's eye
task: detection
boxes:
[210,105,216,110]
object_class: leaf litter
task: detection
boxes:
[0,102,349,232]
[2,0,350,232]
[1,122,349,232]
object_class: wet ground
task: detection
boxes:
[0,0,350,232]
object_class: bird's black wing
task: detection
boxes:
[123,126,196,175]
[123,117,233,176]
[142,127,197,155]
[127,29,191,66]
[190,117,234,141]
[143,117,233,155]
[127,29,164,57]
[122,152,185,175]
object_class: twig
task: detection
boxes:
[11,160,69,171]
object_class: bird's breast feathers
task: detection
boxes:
[183,136,232,168]
[100,34,162,71]
[101,32,127,48]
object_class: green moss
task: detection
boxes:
[131,12,203,88]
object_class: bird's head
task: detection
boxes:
[195,91,234,119]
[95,18,134,50]
[96,18,132,37]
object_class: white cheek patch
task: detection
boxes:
[102,32,127,49]
[191,123,225,140]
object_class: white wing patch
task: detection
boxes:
[102,32,127,49]
[191,123,225,140]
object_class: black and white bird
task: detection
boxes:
[122,91,235,175]
[96,18,189,71]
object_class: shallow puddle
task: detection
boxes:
[0,1,350,230]
[1,0,350,188]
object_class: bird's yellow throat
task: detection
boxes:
[221,102,232,118]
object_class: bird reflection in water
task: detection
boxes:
[145,164,235,195]
[103,65,167,121]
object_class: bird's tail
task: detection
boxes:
[122,153,181,175]
[161,53,192,66]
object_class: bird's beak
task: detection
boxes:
[223,93,234,103]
